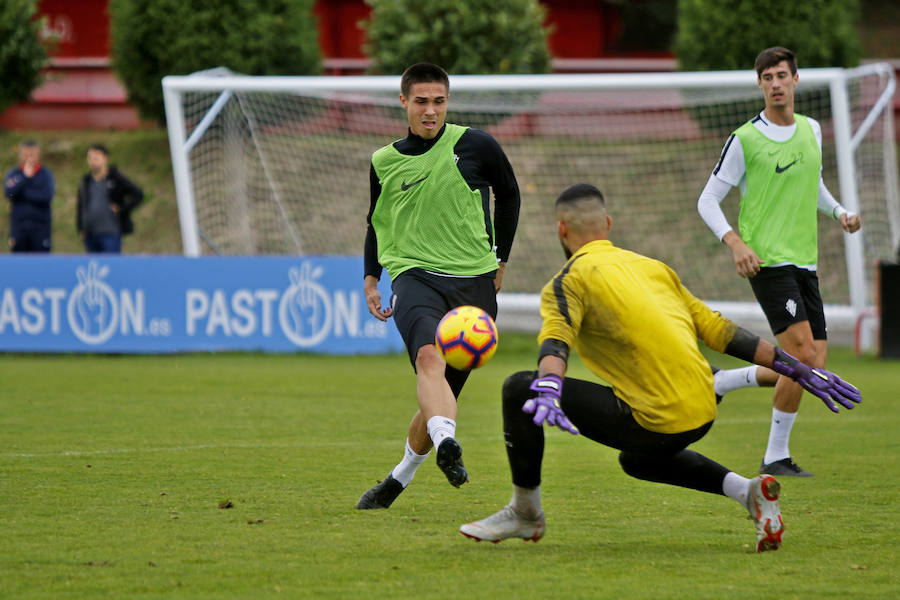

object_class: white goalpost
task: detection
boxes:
[162,64,899,346]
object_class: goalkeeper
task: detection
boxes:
[460,184,860,551]
[697,47,862,477]
[357,63,521,510]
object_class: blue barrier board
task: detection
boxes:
[0,256,404,354]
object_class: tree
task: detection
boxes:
[363,0,551,75]
[677,0,861,71]
[110,0,321,124]
[0,0,49,116]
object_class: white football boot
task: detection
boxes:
[460,505,546,543]
[745,474,784,552]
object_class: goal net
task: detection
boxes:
[163,65,899,341]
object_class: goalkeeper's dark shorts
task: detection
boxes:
[390,268,497,398]
[502,371,725,494]
[749,265,827,339]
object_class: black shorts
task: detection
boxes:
[555,375,712,455]
[391,268,498,369]
[748,265,826,339]
[506,370,712,454]
[501,370,714,490]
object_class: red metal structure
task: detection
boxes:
[1,1,894,131]
[0,0,682,130]
[0,0,140,130]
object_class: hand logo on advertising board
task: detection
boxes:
[279,263,332,347]
[68,261,119,345]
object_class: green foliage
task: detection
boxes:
[363,0,551,75]
[677,0,862,71]
[110,0,321,124]
[0,0,49,115]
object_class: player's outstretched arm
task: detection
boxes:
[769,348,861,413]
[723,326,861,412]
[727,328,862,413]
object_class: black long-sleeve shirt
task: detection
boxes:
[364,124,520,280]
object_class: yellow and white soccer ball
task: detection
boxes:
[435,305,499,370]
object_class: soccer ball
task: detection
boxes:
[435,305,499,370]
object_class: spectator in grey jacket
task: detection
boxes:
[77,144,144,254]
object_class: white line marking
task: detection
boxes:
[0,440,383,459]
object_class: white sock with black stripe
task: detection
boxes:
[390,439,429,488]
[426,415,456,449]
[714,365,760,396]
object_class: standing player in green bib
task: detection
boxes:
[697,47,861,477]
[357,63,521,509]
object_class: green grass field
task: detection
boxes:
[1,335,898,599]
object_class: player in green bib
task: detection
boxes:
[697,47,862,477]
[357,63,521,510]
[370,122,499,277]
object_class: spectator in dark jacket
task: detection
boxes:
[76,144,144,253]
[4,140,54,252]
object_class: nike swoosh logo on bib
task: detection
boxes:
[775,160,798,174]
[401,176,428,191]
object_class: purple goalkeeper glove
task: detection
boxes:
[771,348,862,413]
[523,374,579,435]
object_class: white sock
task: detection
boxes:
[426,415,456,449]
[714,366,760,396]
[390,439,430,488]
[510,484,542,519]
[722,472,752,509]
[763,408,797,465]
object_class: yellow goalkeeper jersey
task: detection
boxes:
[538,240,738,434]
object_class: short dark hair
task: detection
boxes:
[88,143,109,156]
[556,183,605,208]
[20,139,38,149]
[754,46,797,77]
[401,62,450,97]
